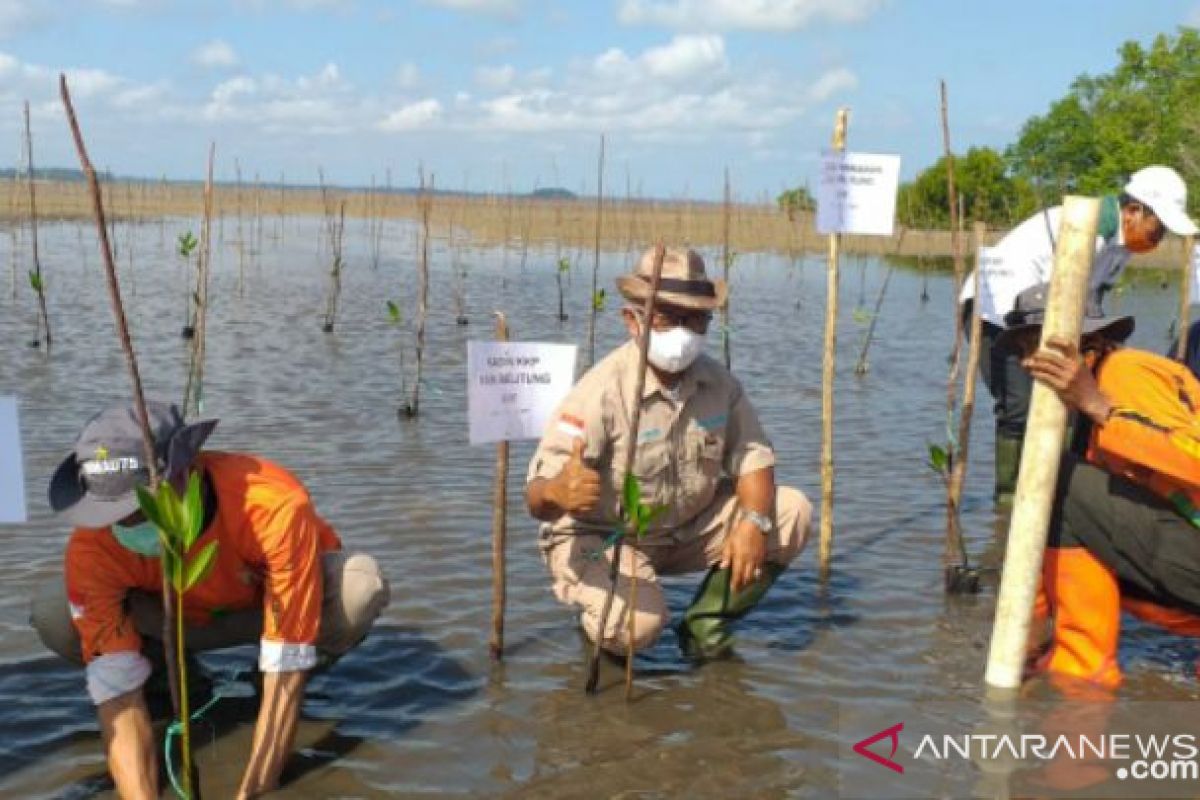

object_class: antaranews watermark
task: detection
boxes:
[838,701,1200,799]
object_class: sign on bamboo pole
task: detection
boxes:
[818,108,848,581]
[466,331,576,659]
[984,196,1101,692]
[1177,236,1197,361]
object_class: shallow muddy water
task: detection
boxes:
[1,217,1197,798]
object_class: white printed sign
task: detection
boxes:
[816,151,902,236]
[975,247,1018,326]
[468,342,577,445]
[0,397,27,523]
[1190,243,1200,305]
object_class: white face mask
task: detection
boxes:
[641,323,706,373]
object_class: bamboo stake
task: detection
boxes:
[489,312,510,661]
[1177,235,1195,361]
[585,134,605,370]
[818,109,848,581]
[721,167,732,370]
[60,73,187,788]
[984,195,1100,691]
[943,221,988,594]
[24,101,51,349]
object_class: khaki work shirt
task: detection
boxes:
[527,340,775,536]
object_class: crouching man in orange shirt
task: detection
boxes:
[30,401,390,799]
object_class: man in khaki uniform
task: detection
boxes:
[525,246,812,659]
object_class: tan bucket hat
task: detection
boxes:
[615,246,728,312]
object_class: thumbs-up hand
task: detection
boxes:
[549,438,602,515]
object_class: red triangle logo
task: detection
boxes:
[853,722,904,774]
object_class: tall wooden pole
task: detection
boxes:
[1177,236,1195,362]
[489,313,510,661]
[60,73,185,780]
[984,196,1100,691]
[818,109,848,581]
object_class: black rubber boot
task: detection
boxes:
[994,433,1023,509]
[676,563,785,661]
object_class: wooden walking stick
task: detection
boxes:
[585,242,665,695]
[60,75,194,794]
[1177,235,1195,362]
[984,196,1100,692]
[490,312,510,661]
[818,108,848,581]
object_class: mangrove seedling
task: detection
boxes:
[136,472,219,799]
[178,231,198,339]
[592,288,607,313]
[26,269,43,347]
[556,257,570,321]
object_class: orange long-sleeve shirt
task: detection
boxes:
[65,452,341,702]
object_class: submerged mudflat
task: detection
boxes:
[0,217,1194,798]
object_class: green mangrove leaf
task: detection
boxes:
[386,300,401,325]
[135,485,167,531]
[184,541,219,591]
[852,308,873,325]
[927,443,951,476]
[177,231,198,258]
[182,472,203,550]
[558,257,570,274]
[592,289,607,312]
[27,271,42,293]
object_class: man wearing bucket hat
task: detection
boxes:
[962,165,1197,507]
[30,401,390,799]
[525,246,812,660]
[997,285,1200,689]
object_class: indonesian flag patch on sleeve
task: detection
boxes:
[556,413,586,440]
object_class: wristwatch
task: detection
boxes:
[739,509,774,536]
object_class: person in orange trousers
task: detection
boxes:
[998,284,1200,691]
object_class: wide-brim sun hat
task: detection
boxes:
[993,283,1134,355]
[616,246,728,312]
[48,401,218,529]
[1125,165,1198,237]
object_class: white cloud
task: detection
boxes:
[806,67,857,102]
[421,0,518,16]
[378,98,442,131]
[641,34,726,81]
[201,62,365,133]
[618,0,886,31]
[475,64,516,90]
[192,39,239,69]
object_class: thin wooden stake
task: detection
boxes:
[490,312,510,661]
[939,79,968,570]
[721,167,732,370]
[60,74,188,790]
[24,101,51,348]
[818,108,848,581]
[1177,235,1195,362]
[944,221,988,593]
[984,196,1100,692]
[585,134,605,370]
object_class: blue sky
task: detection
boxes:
[0,0,1195,200]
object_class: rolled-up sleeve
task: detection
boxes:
[256,495,325,672]
[724,381,775,477]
